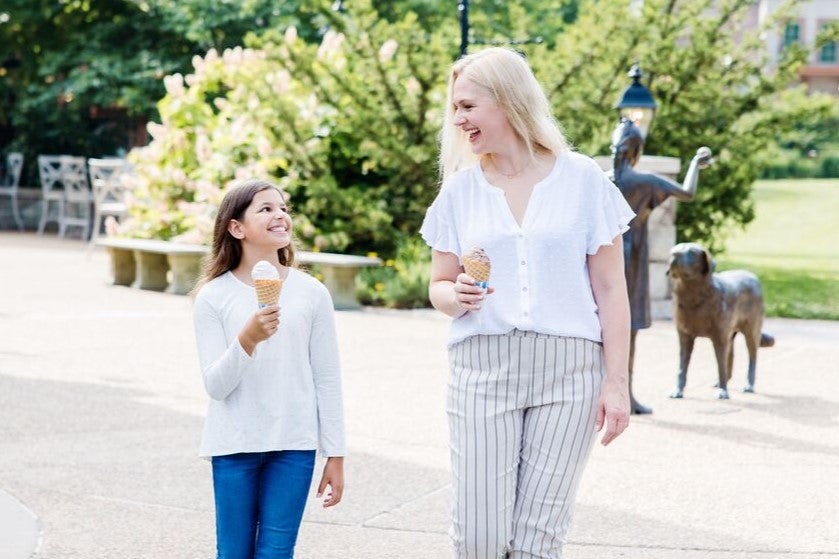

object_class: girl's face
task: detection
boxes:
[451,76,515,155]
[231,188,292,249]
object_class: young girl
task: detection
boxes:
[193,179,345,559]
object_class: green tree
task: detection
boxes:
[258,0,453,254]
[121,0,836,258]
[370,0,581,43]
[528,0,839,250]
[0,0,315,182]
[1,1,191,167]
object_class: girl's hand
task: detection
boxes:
[454,273,495,312]
[238,305,280,355]
[595,376,630,446]
[317,456,344,508]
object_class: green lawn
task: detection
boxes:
[715,179,839,320]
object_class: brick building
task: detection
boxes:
[752,0,839,95]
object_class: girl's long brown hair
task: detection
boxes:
[198,179,297,288]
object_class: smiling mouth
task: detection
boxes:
[467,129,480,142]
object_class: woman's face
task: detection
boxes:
[233,188,293,249]
[451,76,516,156]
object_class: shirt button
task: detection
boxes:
[522,287,528,292]
[523,311,529,317]
[520,260,526,265]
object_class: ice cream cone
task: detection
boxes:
[462,247,491,289]
[251,260,283,308]
[254,278,283,308]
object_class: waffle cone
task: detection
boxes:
[463,257,491,284]
[254,278,283,307]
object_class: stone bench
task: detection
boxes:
[94,238,381,309]
[95,237,208,295]
[297,251,383,310]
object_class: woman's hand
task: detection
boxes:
[595,376,630,446]
[238,305,280,355]
[317,456,344,508]
[453,273,495,312]
[429,250,495,318]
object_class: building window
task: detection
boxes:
[782,22,800,49]
[821,41,837,63]
[819,23,837,63]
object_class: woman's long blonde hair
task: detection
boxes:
[439,47,570,180]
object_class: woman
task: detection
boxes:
[420,47,633,558]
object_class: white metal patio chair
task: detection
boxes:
[37,155,64,234]
[87,158,130,246]
[57,156,92,239]
[0,152,24,230]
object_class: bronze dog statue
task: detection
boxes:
[667,243,774,400]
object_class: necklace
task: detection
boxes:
[490,155,530,179]
[492,162,527,179]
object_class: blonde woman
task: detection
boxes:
[420,48,634,558]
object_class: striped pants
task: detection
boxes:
[447,331,604,559]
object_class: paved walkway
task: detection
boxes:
[1,231,838,558]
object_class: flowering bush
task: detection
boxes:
[121,45,328,243]
[120,2,452,256]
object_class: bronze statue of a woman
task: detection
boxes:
[610,118,713,414]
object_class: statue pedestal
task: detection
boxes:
[594,155,681,320]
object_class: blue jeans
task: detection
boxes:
[212,450,316,559]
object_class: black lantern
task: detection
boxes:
[614,64,657,138]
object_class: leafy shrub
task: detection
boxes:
[356,235,431,308]
[759,148,839,179]
[821,155,839,178]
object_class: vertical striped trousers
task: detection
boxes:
[447,331,604,559]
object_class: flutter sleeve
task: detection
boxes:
[419,187,461,256]
[586,171,636,255]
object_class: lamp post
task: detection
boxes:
[457,0,542,59]
[458,0,470,58]
[614,64,657,138]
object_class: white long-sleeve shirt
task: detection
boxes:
[193,268,345,458]
[420,151,635,347]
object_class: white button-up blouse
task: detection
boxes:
[420,151,635,347]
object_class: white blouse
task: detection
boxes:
[193,268,345,458]
[420,151,635,347]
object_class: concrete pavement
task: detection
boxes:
[1,231,838,558]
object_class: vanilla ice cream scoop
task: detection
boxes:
[251,260,280,281]
[251,261,282,307]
